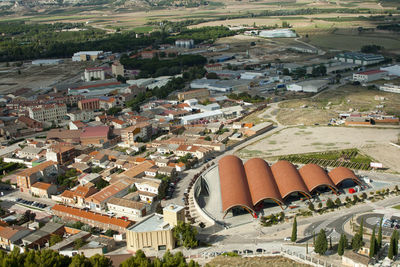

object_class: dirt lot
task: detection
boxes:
[0,60,94,94]
[236,126,400,172]
[276,84,400,126]
[207,255,310,267]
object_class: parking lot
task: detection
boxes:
[15,198,48,210]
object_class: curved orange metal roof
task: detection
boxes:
[218,155,254,213]
[328,167,359,186]
[271,160,310,199]
[244,158,283,206]
[299,164,337,193]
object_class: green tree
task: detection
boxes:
[314,229,328,255]
[308,202,315,211]
[377,217,383,250]
[338,233,347,256]
[335,198,342,207]
[358,218,364,242]
[351,233,363,251]
[89,254,113,267]
[49,234,63,246]
[388,230,398,260]
[326,198,335,209]
[291,216,297,242]
[173,221,198,248]
[74,238,86,249]
[106,107,122,116]
[120,250,151,267]
[204,136,211,141]
[369,226,377,258]
[116,75,127,83]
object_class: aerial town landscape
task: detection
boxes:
[0,0,400,266]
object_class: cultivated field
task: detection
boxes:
[236,126,400,171]
[0,0,397,33]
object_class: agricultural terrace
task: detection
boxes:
[278,149,374,171]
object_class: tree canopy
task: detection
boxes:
[173,221,198,249]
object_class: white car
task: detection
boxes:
[284,237,291,241]
[106,211,115,217]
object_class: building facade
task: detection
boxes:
[28,104,67,123]
[177,89,210,101]
[78,99,100,111]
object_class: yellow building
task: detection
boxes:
[126,204,184,252]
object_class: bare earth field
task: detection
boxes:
[277,84,400,126]
[236,126,400,172]
[207,255,311,267]
[0,60,94,93]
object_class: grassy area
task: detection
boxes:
[306,29,400,51]
[131,26,154,33]
[278,148,374,170]
[393,205,400,210]
[208,255,311,267]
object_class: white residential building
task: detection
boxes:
[380,84,400,94]
[106,197,146,219]
[28,104,67,123]
[67,110,94,121]
[84,68,105,82]
[135,179,161,195]
[180,110,223,125]
[353,70,388,83]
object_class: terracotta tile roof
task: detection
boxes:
[112,119,126,125]
[61,190,75,199]
[79,98,100,104]
[89,151,100,157]
[119,161,154,179]
[0,226,28,240]
[85,180,131,203]
[31,182,53,190]
[51,204,133,228]
[74,185,98,198]
[17,161,57,177]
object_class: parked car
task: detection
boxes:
[243,249,253,255]
[256,248,266,253]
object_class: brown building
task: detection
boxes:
[46,144,77,165]
[17,116,43,129]
[177,89,210,101]
[30,182,57,198]
[16,161,59,193]
[0,225,31,251]
[80,126,112,146]
[78,98,100,111]
[46,129,82,144]
[51,204,133,233]
[218,155,360,216]
[22,222,65,249]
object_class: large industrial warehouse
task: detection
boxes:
[218,155,360,216]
